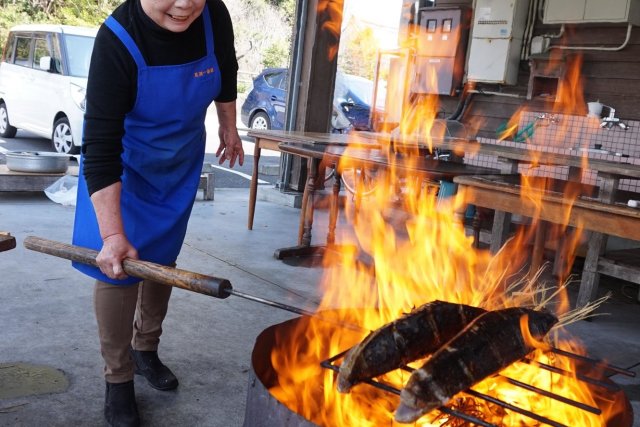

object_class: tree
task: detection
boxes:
[339,26,379,80]
[226,0,292,76]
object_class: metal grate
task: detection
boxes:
[320,346,635,427]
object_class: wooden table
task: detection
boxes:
[275,141,498,259]
[455,170,640,308]
[364,133,640,307]
[246,130,353,230]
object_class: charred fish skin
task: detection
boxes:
[395,307,558,424]
[336,300,486,393]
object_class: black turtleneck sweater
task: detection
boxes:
[83,0,238,195]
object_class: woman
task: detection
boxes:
[72,0,243,425]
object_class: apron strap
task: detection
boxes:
[202,5,214,57]
[105,16,147,68]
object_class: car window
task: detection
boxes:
[14,36,32,67]
[63,34,95,78]
[351,80,373,105]
[342,75,373,105]
[264,71,284,89]
[50,35,63,74]
[32,37,50,69]
[278,72,289,91]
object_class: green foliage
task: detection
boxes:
[339,27,379,80]
[262,41,289,69]
[54,0,119,26]
[0,0,122,50]
[237,81,249,94]
[268,0,296,23]
[0,5,38,51]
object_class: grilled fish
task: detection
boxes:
[394,307,558,423]
[337,300,486,393]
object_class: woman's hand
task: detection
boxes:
[216,126,245,168]
[96,233,138,280]
[214,100,245,168]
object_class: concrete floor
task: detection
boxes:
[0,187,638,426]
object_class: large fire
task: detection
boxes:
[268,18,627,427]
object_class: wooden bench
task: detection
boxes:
[0,232,16,252]
[454,174,640,308]
[0,164,79,192]
[0,163,214,201]
[598,249,640,303]
[199,163,215,201]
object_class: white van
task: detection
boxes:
[0,24,97,154]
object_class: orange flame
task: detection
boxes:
[268,24,624,427]
[318,0,345,61]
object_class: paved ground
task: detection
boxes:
[1,189,325,426]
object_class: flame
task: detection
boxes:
[318,0,344,61]
[268,23,625,427]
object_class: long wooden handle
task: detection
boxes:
[23,236,232,299]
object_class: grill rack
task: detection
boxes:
[320,346,635,427]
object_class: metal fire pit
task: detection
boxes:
[245,318,317,427]
[244,313,634,427]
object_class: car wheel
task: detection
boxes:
[0,102,18,138]
[250,112,271,130]
[52,117,79,154]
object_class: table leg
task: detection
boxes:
[576,173,618,308]
[274,157,324,260]
[490,210,512,254]
[297,162,311,245]
[489,160,520,253]
[327,168,341,245]
[552,226,575,278]
[300,158,319,247]
[248,139,262,230]
[577,232,608,308]
[551,166,583,276]
[530,220,549,277]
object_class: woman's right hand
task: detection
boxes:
[96,233,138,280]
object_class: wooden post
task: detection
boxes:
[287,0,344,191]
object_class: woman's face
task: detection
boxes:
[140,0,206,32]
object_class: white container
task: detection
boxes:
[587,101,604,118]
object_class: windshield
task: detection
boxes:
[62,34,95,77]
[335,73,373,106]
[346,77,373,105]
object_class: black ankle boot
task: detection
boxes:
[104,380,140,427]
[130,348,179,391]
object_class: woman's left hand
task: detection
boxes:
[214,100,244,168]
[216,127,245,168]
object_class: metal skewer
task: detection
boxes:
[23,236,366,332]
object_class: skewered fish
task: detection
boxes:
[394,307,558,423]
[337,300,487,393]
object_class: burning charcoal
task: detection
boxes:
[394,307,558,423]
[337,300,486,393]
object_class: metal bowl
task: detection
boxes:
[5,151,70,174]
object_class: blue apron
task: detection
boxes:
[73,5,221,285]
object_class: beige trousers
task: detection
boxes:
[94,279,173,383]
